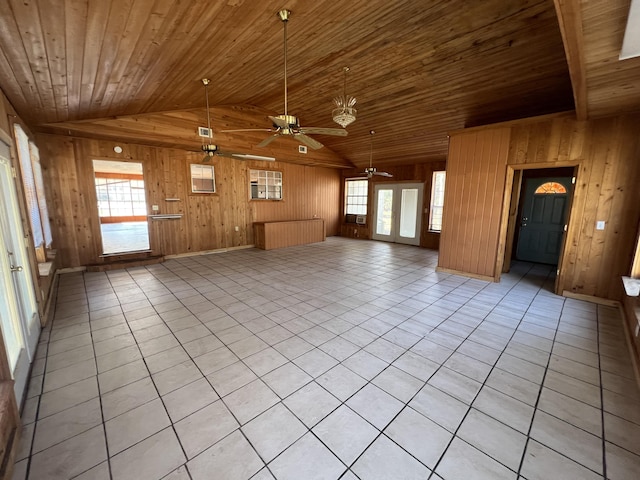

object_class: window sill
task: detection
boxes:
[38,261,53,277]
[623,276,640,297]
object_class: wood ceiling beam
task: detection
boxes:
[553,0,589,120]
[37,105,354,169]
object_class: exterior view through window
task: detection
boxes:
[250,169,282,200]
[345,179,368,216]
[429,171,446,232]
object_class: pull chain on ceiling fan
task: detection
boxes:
[363,130,392,178]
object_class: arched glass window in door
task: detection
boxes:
[534,182,567,194]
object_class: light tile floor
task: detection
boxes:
[101,222,150,254]
[13,237,640,479]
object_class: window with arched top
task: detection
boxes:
[534,182,567,194]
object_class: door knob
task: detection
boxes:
[10,265,23,272]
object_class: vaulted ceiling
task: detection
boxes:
[0,0,638,168]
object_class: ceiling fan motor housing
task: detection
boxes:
[273,114,300,128]
[202,144,218,156]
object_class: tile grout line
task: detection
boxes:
[82,273,115,480]
[596,305,608,480]
[426,262,551,479]
[514,281,565,479]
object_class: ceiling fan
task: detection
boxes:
[223,10,348,150]
[363,130,392,178]
[199,79,276,162]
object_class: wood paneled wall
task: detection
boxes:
[438,129,511,279]
[510,114,640,300]
[340,161,446,249]
[37,134,341,268]
[439,113,640,300]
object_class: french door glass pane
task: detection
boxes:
[399,188,418,238]
[376,189,393,235]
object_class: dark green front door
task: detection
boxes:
[516,177,572,265]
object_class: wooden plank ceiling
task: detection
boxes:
[0,0,634,168]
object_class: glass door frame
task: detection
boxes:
[92,159,151,255]
[0,142,41,402]
[372,182,424,246]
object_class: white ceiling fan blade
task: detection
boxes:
[295,133,324,150]
[231,154,276,161]
[215,150,237,158]
[258,134,280,148]
[300,127,348,136]
[374,171,393,177]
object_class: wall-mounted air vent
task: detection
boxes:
[198,127,212,138]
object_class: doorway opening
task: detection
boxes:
[502,166,576,288]
[372,183,424,246]
[93,160,150,254]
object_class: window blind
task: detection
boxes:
[30,143,52,247]
[14,125,44,248]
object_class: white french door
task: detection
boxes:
[0,141,40,402]
[372,183,424,246]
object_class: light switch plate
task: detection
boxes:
[596,220,605,230]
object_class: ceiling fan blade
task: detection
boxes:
[295,133,324,150]
[258,134,280,148]
[215,151,237,158]
[269,116,290,128]
[221,128,275,133]
[374,171,393,177]
[300,127,348,136]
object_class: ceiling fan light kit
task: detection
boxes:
[332,66,357,128]
[363,130,393,178]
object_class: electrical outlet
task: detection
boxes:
[234,226,239,232]
[152,205,159,211]
[299,145,308,154]
[596,220,605,230]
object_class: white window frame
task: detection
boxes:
[345,178,368,216]
[429,171,446,232]
[190,164,216,193]
[14,124,52,248]
[250,169,282,200]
